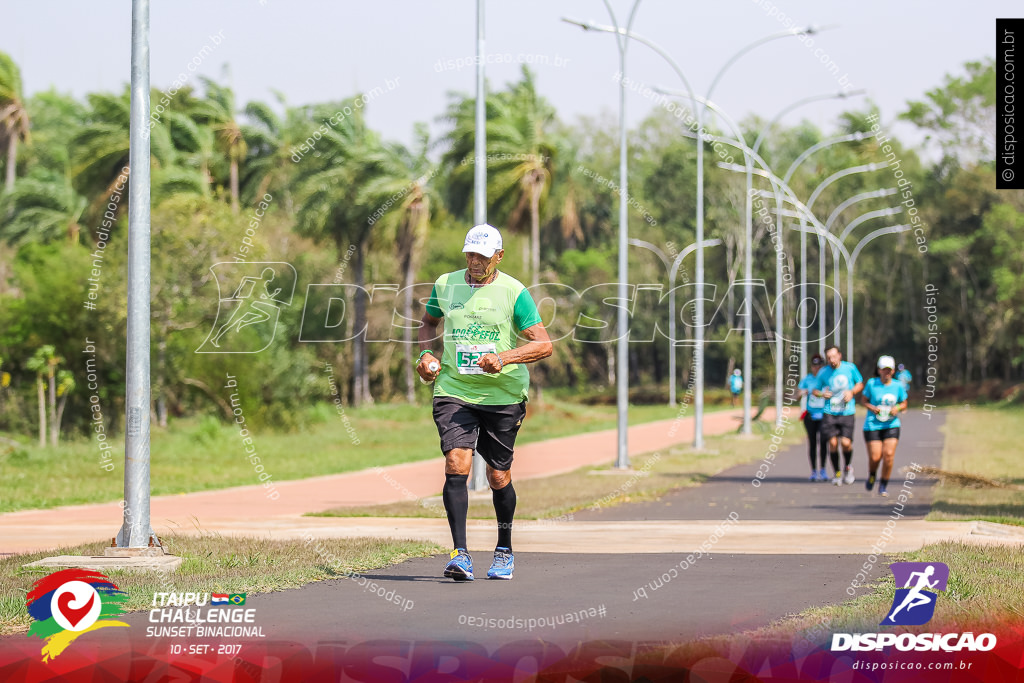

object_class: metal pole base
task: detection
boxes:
[112,527,164,553]
[468,450,488,491]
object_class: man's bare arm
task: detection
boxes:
[477,322,553,373]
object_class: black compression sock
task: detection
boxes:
[443,473,469,550]
[491,482,517,550]
[829,448,840,473]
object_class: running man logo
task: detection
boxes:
[882,561,949,626]
[197,262,297,354]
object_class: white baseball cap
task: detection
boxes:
[877,355,896,370]
[462,224,503,257]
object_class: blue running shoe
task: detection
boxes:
[487,547,514,580]
[443,549,474,581]
[818,468,828,482]
[866,474,876,491]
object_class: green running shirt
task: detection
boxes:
[425,270,542,405]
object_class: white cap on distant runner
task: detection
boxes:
[877,355,896,370]
[463,224,503,257]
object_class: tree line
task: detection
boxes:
[0,52,1020,444]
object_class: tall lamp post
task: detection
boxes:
[470,0,489,490]
[117,0,159,551]
[588,0,644,468]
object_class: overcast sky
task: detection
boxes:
[3,1,1011,151]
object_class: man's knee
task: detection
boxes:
[487,467,511,489]
[445,448,473,475]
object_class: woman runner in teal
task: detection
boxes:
[861,355,909,496]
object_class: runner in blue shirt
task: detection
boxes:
[729,369,743,407]
[896,364,912,392]
[862,355,909,497]
[813,345,864,486]
[798,353,828,481]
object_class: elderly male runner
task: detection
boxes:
[417,224,552,581]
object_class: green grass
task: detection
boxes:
[632,542,1024,667]
[0,534,443,636]
[311,418,802,520]
[0,398,729,514]
[726,542,1024,648]
[927,404,1024,526]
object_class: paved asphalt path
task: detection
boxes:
[72,409,946,653]
[574,409,945,522]
[100,553,885,650]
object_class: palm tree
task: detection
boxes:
[69,88,175,219]
[240,93,305,210]
[69,90,131,207]
[25,346,53,447]
[192,77,246,212]
[294,100,378,406]
[0,170,87,244]
[441,66,557,286]
[0,51,31,192]
[358,124,437,401]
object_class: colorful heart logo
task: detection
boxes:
[56,591,95,629]
[50,581,101,632]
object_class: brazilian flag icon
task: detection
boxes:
[228,594,246,605]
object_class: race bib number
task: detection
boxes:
[808,394,826,410]
[455,343,497,375]
[829,394,847,413]
[876,393,897,422]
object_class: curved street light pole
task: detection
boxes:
[563,16,703,447]
[791,222,912,362]
[752,89,865,419]
[630,237,723,407]
[564,2,643,468]
[566,18,828,447]
[801,161,885,352]
[704,26,830,437]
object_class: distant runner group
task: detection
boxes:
[797,346,911,496]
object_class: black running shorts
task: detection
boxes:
[864,426,901,441]
[432,396,527,471]
[821,414,856,441]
